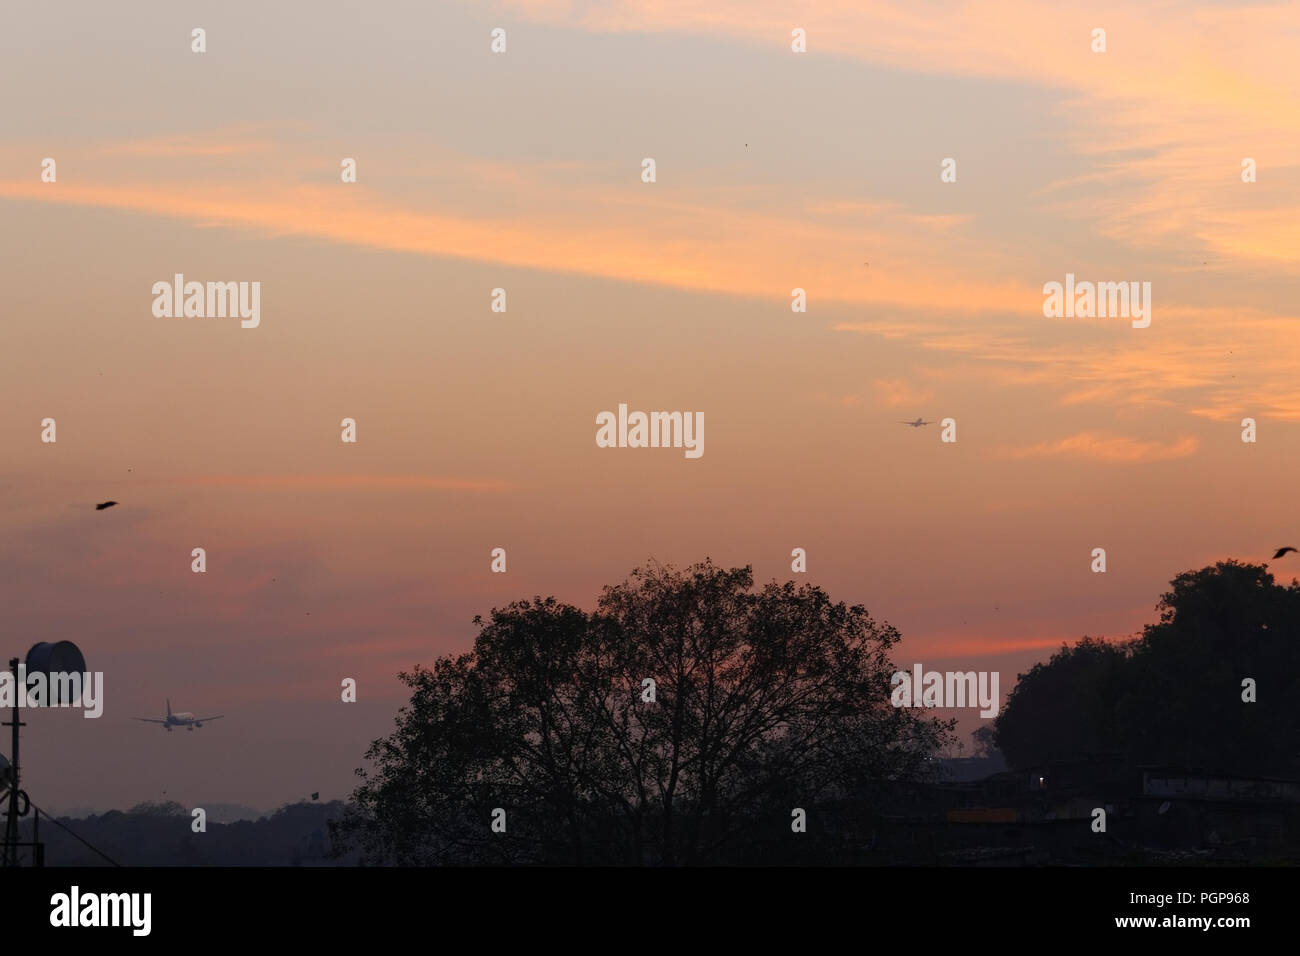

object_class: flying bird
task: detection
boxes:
[900,418,935,428]
[1272,547,1297,559]
[95,501,117,511]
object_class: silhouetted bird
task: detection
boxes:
[1272,547,1297,559]
[311,792,319,801]
[95,501,117,511]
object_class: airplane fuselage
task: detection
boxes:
[136,701,223,731]
[164,712,208,731]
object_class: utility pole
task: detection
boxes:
[2,643,83,866]
[2,657,24,866]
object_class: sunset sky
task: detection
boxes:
[2,1,1299,813]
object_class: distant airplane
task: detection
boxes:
[900,418,935,428]
[1272,547,1297,559]
[95,501,117,511]
[133,699,224,731]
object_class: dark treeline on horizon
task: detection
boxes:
[327,558,1300,865]
[24,559,1300,866]
[18,800,351,867]
[995,560,1300,777]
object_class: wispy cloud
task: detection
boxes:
[103,132,277,158]
[923,635,1103,657]
[156,475,512,492]
[0,148,1037,315]
[498,0,1300,272]
[873,377,936,409]
[835,304,1300,423]
[998,431,1199,463]
[7,0,1300,425]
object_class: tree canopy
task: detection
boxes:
[995,561,1300,774]
[333,559,953,865]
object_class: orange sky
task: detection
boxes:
[2,0,1298,812]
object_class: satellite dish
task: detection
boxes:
[25,641,87,706]
[1158,800,1171,815]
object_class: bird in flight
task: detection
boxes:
[900,418,935,428]
[1272,547,1297,559]
[95,501,118,511]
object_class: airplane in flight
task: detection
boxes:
[133,699,224,731]
[900,417,936,427]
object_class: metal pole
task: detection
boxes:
[2,657,22,866]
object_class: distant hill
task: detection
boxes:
[938,753,1008,782]
[200,803,268,824]
[19,799,355,866]
[35,802,268,823]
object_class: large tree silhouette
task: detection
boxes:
[333,559,953,865]
[995,561,1300,774]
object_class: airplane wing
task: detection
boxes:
[195,715,224,722]
[132,718,168,724]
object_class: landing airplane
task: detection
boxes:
[133,699,224,731]
[900,418,936,427]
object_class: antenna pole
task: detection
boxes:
[2,657,23,866]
